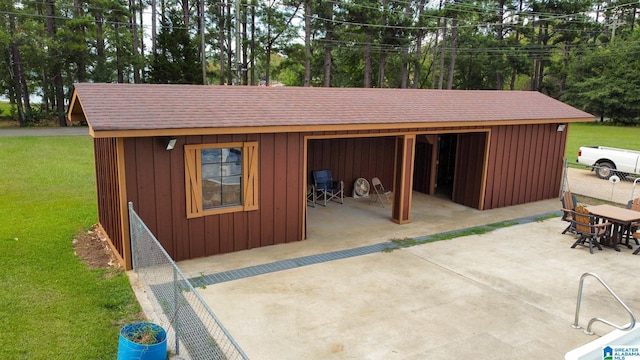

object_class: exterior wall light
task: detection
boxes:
[165,138,177,151]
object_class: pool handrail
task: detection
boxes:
[571,272,636,335]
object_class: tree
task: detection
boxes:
[149,10,202,84]
[563,32,640,124]
[256,0,302,86]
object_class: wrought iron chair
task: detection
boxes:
[370,177,391,207]
[570,205,611,254]
[312,170,344,206]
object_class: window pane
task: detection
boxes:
[202,163,221,179]
[201,147,242,209]
[221,163,241,177]
[201,148,221,164]
[202,178,222,209]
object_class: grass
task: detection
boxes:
[383,220,520,251]
[0,136,142,359]
[0,101,17,127]
[565,122,640,161]
[0,100,12,114]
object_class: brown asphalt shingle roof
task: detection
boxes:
[69,83,593,133]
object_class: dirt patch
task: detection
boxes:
[73,225,121,269]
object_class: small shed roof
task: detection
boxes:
[68,83,594,137]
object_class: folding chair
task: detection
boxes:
[312,170,344,206]
[307,184,315,207]
[370,177,391,207]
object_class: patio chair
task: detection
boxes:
[570,205,611,254]
[370,177,391,207]
[624,197,640,245]
[561,190,577,234]
[312,170,344,206]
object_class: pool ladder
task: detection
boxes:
[572,272,636,335]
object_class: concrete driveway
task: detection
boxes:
[175,197,640,360]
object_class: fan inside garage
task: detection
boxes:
[352,177,370,198]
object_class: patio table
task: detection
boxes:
[588,204,640,251]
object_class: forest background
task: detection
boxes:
[1,0,639,127]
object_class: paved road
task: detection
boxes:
[0,127,89,136]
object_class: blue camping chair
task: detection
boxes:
[312,170,344,206]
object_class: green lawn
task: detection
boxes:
[0,136,142,359]
[0,100,11,114]
[565,122,640,161]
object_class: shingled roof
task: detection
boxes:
[68,83,594,136]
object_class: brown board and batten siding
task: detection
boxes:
[68,83,595,268]
[452,132,487,209]
[93,138,127,264]
[122,133,304,263]
[483,123,567,209]
[307,137,396,195]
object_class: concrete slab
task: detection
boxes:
[168,195,640,359]
[186,218,640,359]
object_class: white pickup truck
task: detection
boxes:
[577,146,640,179]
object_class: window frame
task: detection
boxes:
[185,142,259,218]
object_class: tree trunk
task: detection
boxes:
[242,0,248,85]
[138,0,145,55]
[496,0,505,90]
[265,6,272,86]
[509,0,523,90]
[560,41,569,92]
[226,1,233,85]
[250,0,256,85]
[8,13,26,126]
[151,0,157,55]
[129,0,141,83]
[323,41,332,87]
[218,1,226,85]
[323,2,333,87]
[115,21,124,83]
[364,33,372,88]
[46,0,66,126]
[73,0,87,82]
[304,0,311,87]
[182,0,189,25]
[431,19,440,89]
[400,46,409,88]
[438,18,447,89]
[199,0,206,84]
[94,11,107,82]
[446,17,457,90]
[378,50,387,88]
[413,29,423,89]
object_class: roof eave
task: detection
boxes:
[87,116,595,139]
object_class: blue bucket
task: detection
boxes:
[117,322,167,360]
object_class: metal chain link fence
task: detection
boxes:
[128,202,249,360]
[563,160,640,206]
